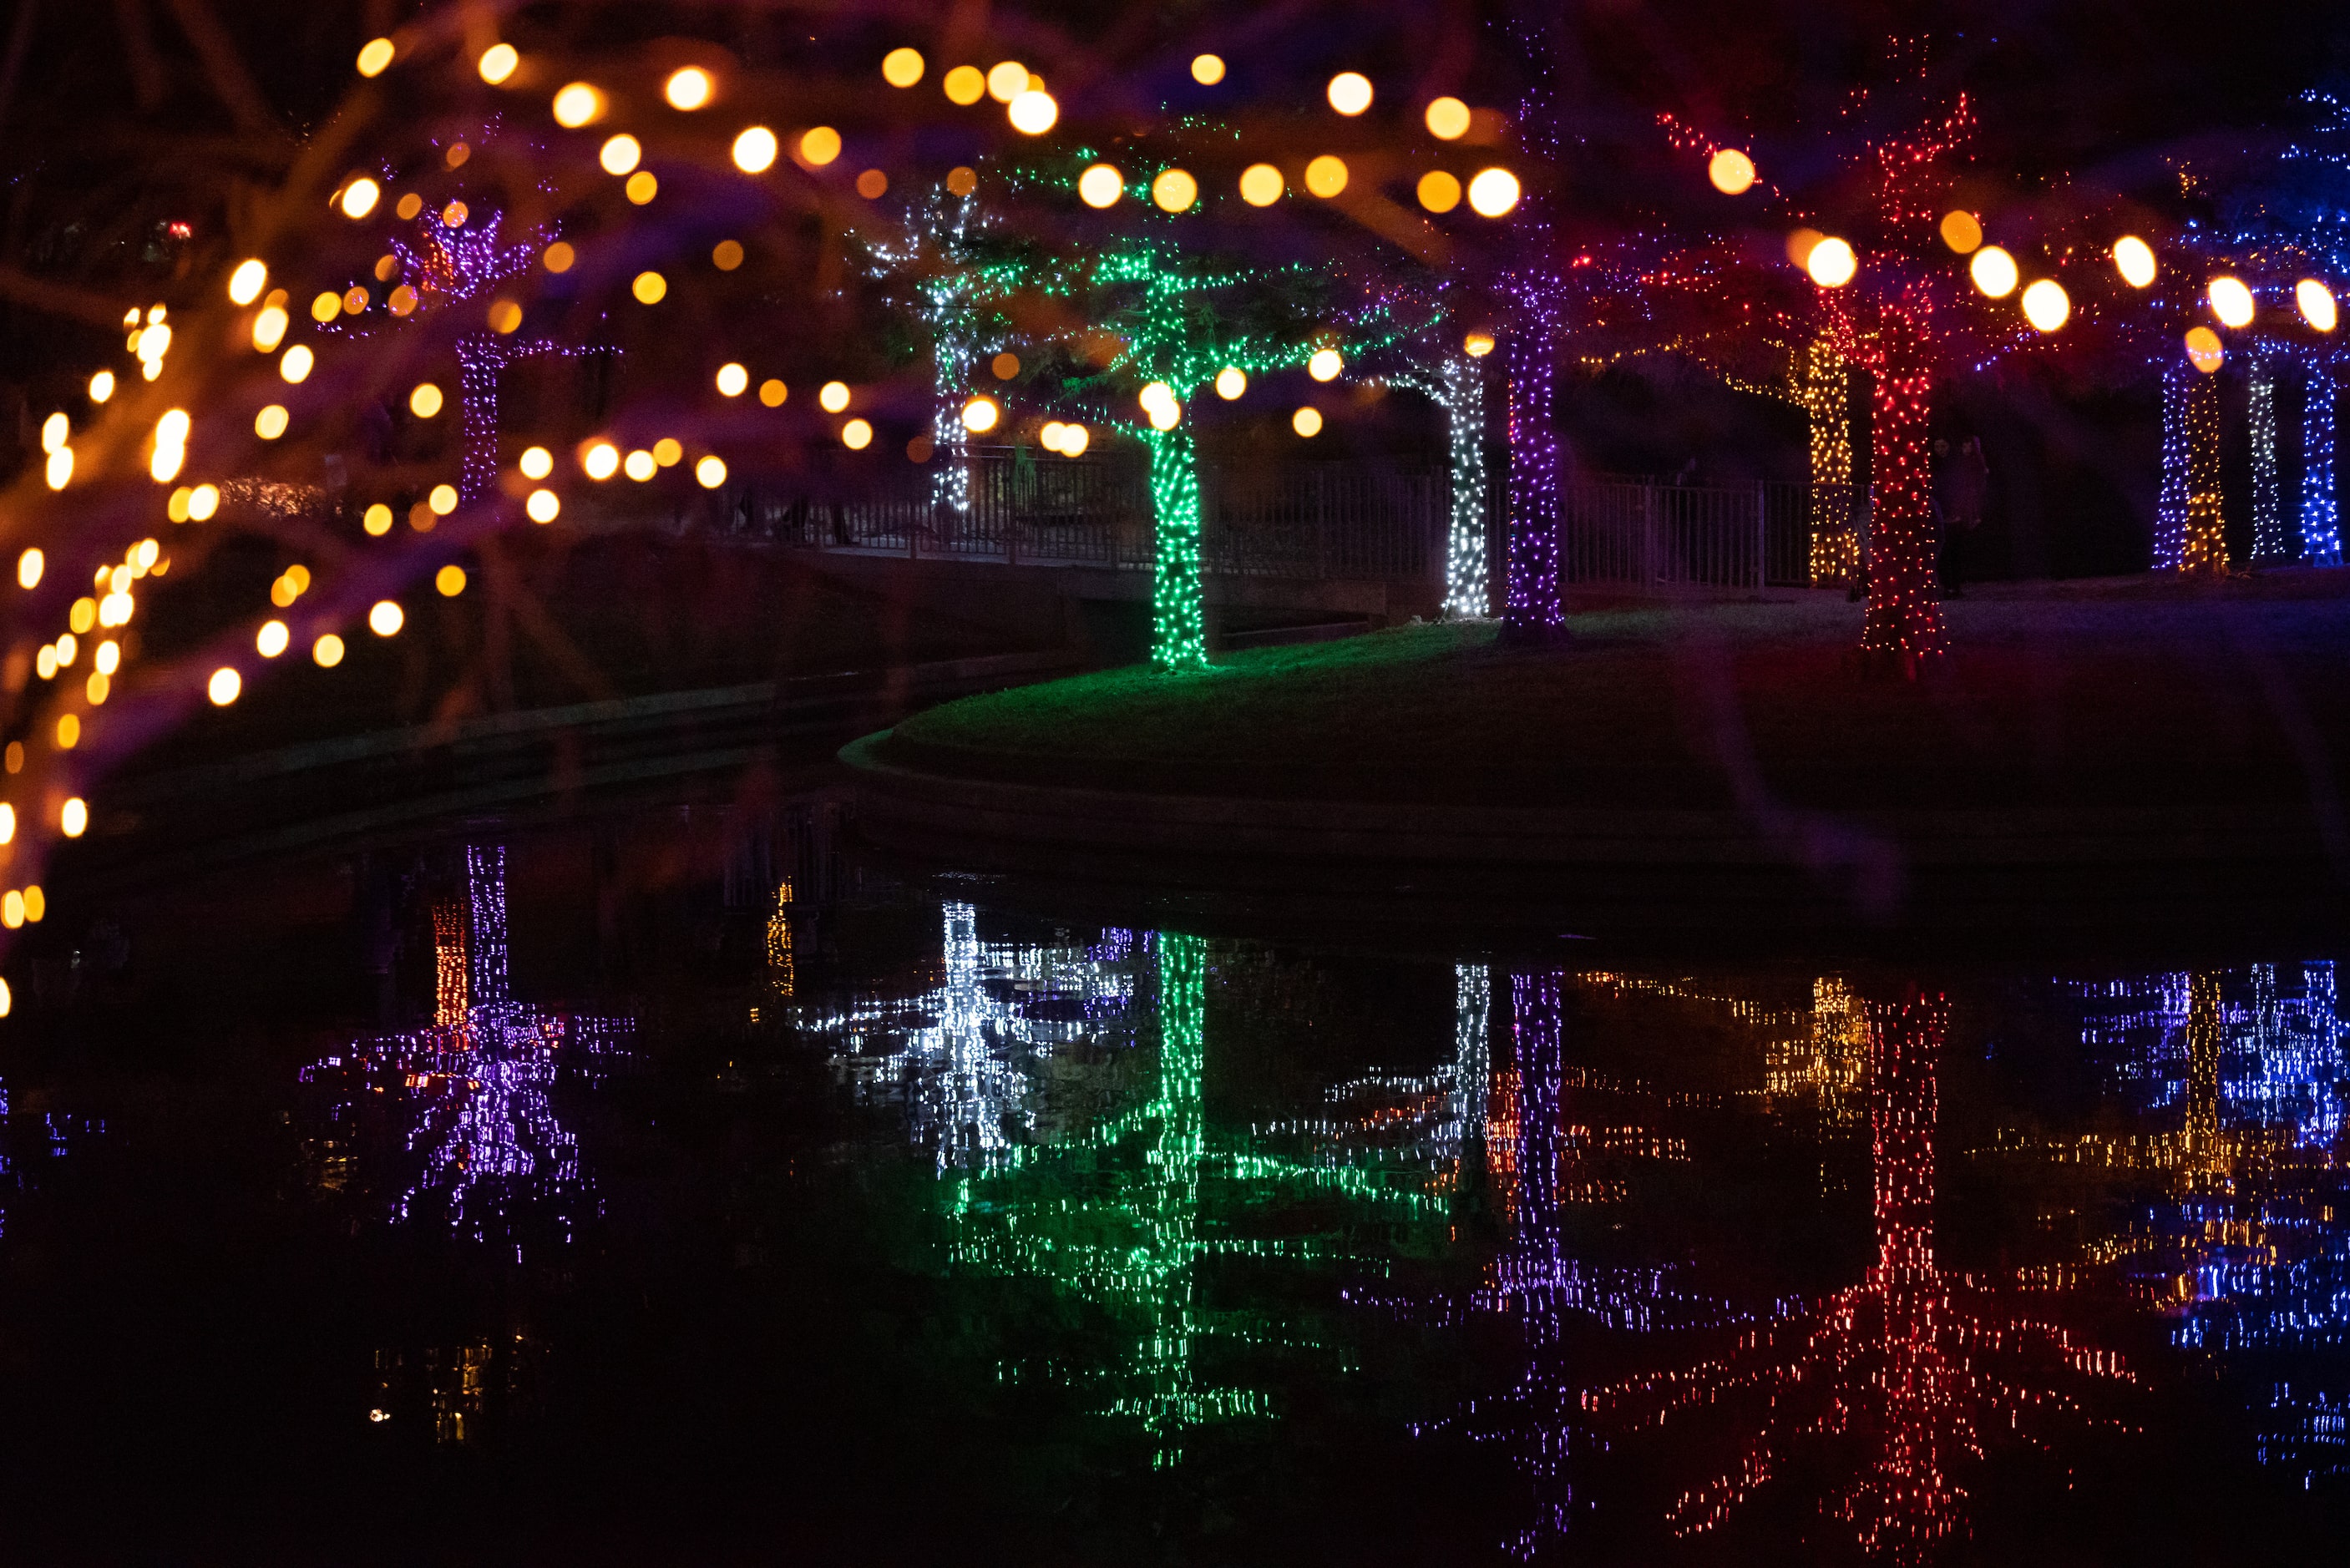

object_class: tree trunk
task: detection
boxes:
[1142,424,1208,671]
[2183,372,2226,573]
[2155,365,2190,569]
[454,333,502,504]
[1440,354,1492,617]
[1502,322,1564,639]
[2304,367,2340,567]
[2251,358,2289,563]
[1857,301,1946,672]
[1800,336,1857,585]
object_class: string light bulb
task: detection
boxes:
[985,62,1028,103]
[2297,279,2337,332]
[1078,164,1124,208]
[1007,89,1057,134]
[1466,168,1520,218]
[1968,245,2018,297]
[2113,235,2157,287]
[1152,169,1198,211]
[942,66,985,105]
[1806,237,1856,287]
[2184,326,2225,373]
[2020,278,2069,332]
[732,127,777,173]
[551,83,603,127]
[2209,276,2256,328]
[1326,73,1372,116]
[1707,149,1756,195]
[799,127,841,166]
[663,67,713,110]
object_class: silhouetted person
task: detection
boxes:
[1934,436,1988,597]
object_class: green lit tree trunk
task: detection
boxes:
[1143,425,1209,671]
[1143,931,1208,1463]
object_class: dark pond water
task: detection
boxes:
[2,800,2346,1564]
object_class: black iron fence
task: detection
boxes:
[729,447,1442,580]
[712,445,1820,593]
[1557,475,1816,591]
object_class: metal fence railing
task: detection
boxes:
[1201,463,1441,579]
[716,446,1822,594]
[732,447,1443,581]
[1557,475,1816,591]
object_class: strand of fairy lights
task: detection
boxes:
[1440,353,1493,617]
[2184,372,2229,572]
[2303,358,2342,563]
[1502,301,1565,633]
[1802,337,1859,584]
[2251,355,2292,562]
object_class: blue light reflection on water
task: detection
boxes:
[2054,962,2350,1488]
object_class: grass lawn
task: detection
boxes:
[883,571,2350,816]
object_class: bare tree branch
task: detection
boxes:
[0,260,124,325]
[112,0,170,111]
[160,0,274,134]
[0,0,39,131]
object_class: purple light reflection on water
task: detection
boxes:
[299,846,631,1259]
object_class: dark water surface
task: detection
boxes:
[3,800,2346,1564]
